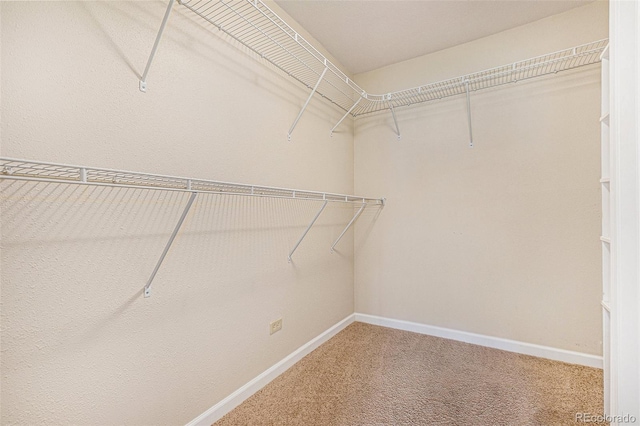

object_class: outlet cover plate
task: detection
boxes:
[270,318,282,335]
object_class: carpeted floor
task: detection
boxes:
[214,322,605,425]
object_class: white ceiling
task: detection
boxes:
[274,0,595,74]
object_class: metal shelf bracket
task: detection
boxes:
[139,0,175,93]
[464,79,474,148]
[144,191,197,297]
[331,97,362,136]
[288,200,328,262]
[388,99,401,140]
[288,67,328,141]
[331,203,365,252]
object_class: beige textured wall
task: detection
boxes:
[0,2,359,424]
[353,2,608,356]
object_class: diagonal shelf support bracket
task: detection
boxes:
[331,203,366,252]
[331,97,362,136]
[464,79,474,148]
[288,200,328,262]
[288,67,328,141]
[139,0,175,93]
[144,191,197,297]
[387,99,401,140]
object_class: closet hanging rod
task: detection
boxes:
[0,158,385,206]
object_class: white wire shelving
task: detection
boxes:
[0,158,382,204]
[0,157,384,297]
[140,0,608,140]
[354,39,608,116]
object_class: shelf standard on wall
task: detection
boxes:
[0,158,384,296]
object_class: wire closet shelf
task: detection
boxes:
[176,0,608,117]
[0,158,384,205]
[1,157,384,297]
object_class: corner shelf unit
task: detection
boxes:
[0,157,384,298]
[140,0,608,140]
[599,43,612,416]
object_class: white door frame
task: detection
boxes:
[609,0,640,423]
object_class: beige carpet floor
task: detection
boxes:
[215,322,605,425]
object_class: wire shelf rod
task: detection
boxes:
[0,158,384,205]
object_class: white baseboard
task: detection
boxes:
[188,312,602,425]
[355,313,603,369]
[186,314,356,426]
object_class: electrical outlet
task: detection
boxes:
[270,318,282,335]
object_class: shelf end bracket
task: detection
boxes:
[139,0,176,93]
[288,67,328,140]
[288,200,328,262]
[331,202,366,253]
[144,191,197,298]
